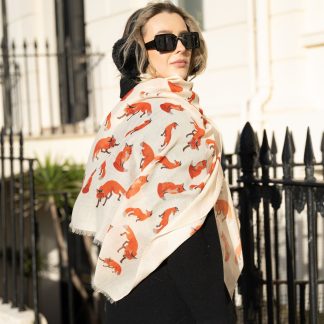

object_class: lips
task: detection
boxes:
[170,60,188,68]
[171,59,188,64]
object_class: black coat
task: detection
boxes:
[104,208,237,324]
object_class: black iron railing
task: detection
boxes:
[1,123,324,323]
[0,40,104,136]
[223,122,324,324]
[0,127,39,323]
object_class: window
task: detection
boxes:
[178,0,204,30]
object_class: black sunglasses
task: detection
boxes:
[144,32,200,52]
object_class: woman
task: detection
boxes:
[70,2,243,323]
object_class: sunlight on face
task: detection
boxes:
[143,12,192,80]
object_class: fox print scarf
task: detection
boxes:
[70,75,243,302]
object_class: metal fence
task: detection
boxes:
[1,123,324,323]
[224,122,324,324]
[0,40,104,136]
[0,127,40,323]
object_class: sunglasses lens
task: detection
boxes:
[155,34,177,51]
[152,32,200,52]
[181,32,200,49]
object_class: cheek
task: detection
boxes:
[148,52,169,70]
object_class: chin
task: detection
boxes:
[170,70,188,80]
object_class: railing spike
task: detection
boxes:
[304,127,316,167]
[260,130,272,180]
[289,131,296,154]
[239,122,257,180]
[260,130,272,166]
[271,132,278,155]
[282,127,293,164]
[282,127,293,179]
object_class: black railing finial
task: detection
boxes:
[239,122,257,181]
[282,127,293,179]
[270,132,278,157]
[304,127,316,181]
[289,130,296,155]
[260,130,272,181]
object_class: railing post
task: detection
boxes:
[28,159,39,324]
[9,127,18,307]
[0,127,8,303]
[238,122,262,323]
[304,127,318,324]
[271,133,281,323]
[23,40,32,136]
[259,130,274,324]
[18,130,25,310]
[282,127,296,324]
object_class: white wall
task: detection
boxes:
[2,0,324,160]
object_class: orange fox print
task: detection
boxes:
[99,257,122,275]
[215,199,232,220]
[160,102,184,113]
[183,120,205,151]
[113,143,133,172]
[82,169,96,194]
[221,232,231,262]
[125,119,152,137]
[92,136,119,160]
[121,87,134,101]
[155,155,181,169]
[104,112,112,130]
[157,182,185,199]
[190,223,202,236]
[126,175,148,199]
[124,207,153,222]
[118,102,152,120]
[154,207,179,233]
[118,226,138,263]
[206,139,217,156]
[160,122,178,149]
[140,142,155,171]
[96,180,126,206]
[189,160,207,178]
[99,161,106,179]
[168,81,183,92]
[234,243,242,265]
[187,91,196,104]
[189,182,205,191]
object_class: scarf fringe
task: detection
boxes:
[93,238,102,247]
[69,225,96,237]
[91,282,116,304]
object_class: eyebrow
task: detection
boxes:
[156,29,188,35]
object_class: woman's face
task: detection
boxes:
[143,12,192,79]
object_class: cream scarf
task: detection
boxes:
[70,75,243,302]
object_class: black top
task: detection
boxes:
[104,208,237,324]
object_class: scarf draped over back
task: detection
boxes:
[70,76,243,302]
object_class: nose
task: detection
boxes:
[175,38,186,53]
